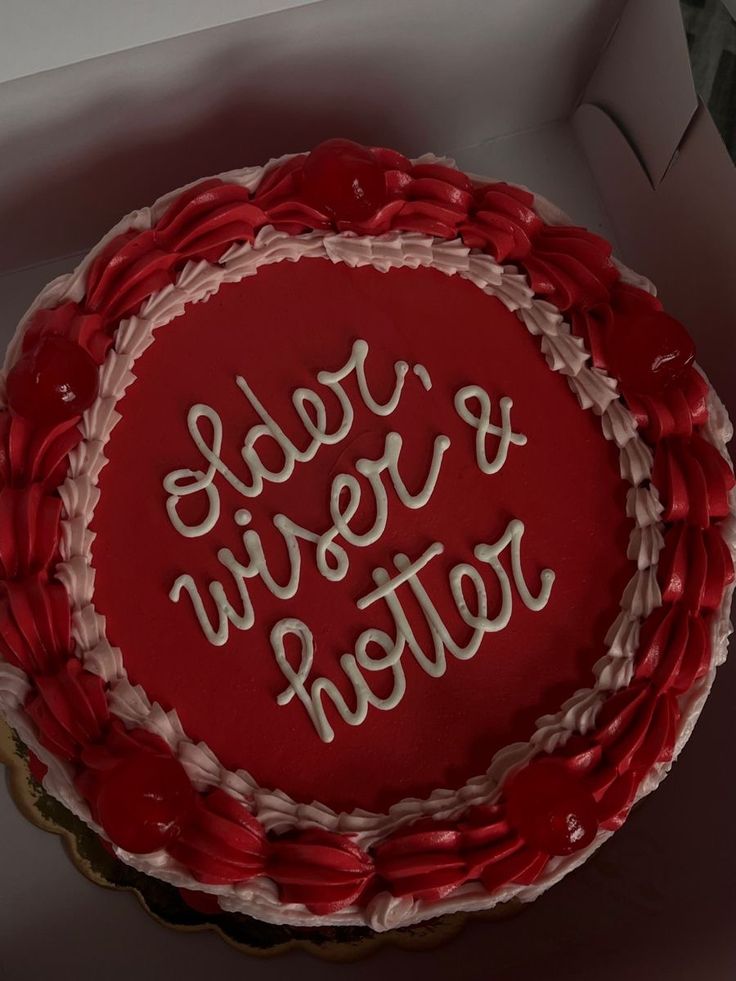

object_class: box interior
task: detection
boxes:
[0,4,735,975]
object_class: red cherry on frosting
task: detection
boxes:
[301,138,387,222]
[95,752,196,854]
[6,334,99,425]
[605,309,695,397]
[505,759,599,856]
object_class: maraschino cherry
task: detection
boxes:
[605,309,695,397]
[95,751,196,854]
[505,758,599,856]
[301,138,387,222]
[6,334,99,425]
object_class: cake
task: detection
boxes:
[0,138,733,933]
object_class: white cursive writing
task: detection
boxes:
[163,339,411,537]
[272,520,555,742]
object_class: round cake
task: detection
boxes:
[0,139,733,933]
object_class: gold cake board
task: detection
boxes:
[0,719,518,959]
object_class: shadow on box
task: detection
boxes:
[0,41,421,274]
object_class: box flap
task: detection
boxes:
[574,100,736,415]
[582,0,698,187]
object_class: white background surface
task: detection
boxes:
[0,1,734,977]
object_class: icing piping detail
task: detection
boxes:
[454,386,527,474]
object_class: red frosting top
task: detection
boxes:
[0,139,732,923]
[91,259,634,813]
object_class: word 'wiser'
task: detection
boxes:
[163,338,554,742]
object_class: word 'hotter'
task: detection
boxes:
[274,522,554,743]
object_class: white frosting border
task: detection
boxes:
[0,155,733,932]
[56,229,661,832]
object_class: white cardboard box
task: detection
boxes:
[0,2,734,977]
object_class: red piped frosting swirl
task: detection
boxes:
[268,829,374,914]
[167,788,267,886]
[0,138,732,922]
